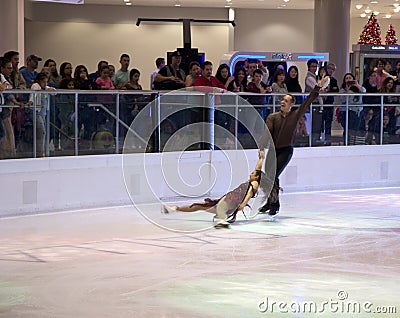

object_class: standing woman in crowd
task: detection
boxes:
[215,63,234,89]
[59,62,73,84]
[121,69,143,126]
[271,68,288,104]
[227,67,247,92]
[185,61,201,87]
[123,69,142,90]
[44,59,61,88]
[379,76,397,136]
[74,65,92,90]
[284,65,303,104]
[73,65,95,141]
[339,73,365,144]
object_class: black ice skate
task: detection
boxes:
[266,203,280,221]
[258,203,270,214]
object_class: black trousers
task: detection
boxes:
[266,145,294,207]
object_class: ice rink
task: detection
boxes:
[0,187,399,317]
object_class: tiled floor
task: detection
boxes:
[0,187,399,317]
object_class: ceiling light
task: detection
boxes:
[360,13,367,17]
[394,7,400,12]
[385,14,392,18]
[370,1,378,3]
[283,0,290,2]
[356,4,363,9]
[365,8,372,13]
[394,3,400,7]
[374,11,380,15]
[281,4,286,7]
[125,2,132,5]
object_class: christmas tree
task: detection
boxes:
[385,24,397,45]
[358,13,382,45]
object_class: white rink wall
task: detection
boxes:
[0,145,399,217]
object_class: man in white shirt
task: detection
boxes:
[150,57,165,89]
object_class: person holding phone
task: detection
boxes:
[339,73,366,144]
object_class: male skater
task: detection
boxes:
[258,73,329,217]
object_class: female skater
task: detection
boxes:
[163,150,265,229]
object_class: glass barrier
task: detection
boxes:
[0,89,399,159]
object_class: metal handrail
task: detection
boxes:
[0,89,398,159]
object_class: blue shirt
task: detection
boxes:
[20,68,38,87]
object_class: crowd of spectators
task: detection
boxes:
[1,50,400,159]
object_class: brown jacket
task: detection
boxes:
[260,85,320,149]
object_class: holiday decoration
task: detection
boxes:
[385,24,397,45]
[358,13,382,45]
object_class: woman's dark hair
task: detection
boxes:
[286,65,299,81]
[44,59,59,77]
[129,68,140,78]
[215,63,231,84]
[73,64,88,80]
[317,66,327,80]
[380,76,395,93]
[228,67,247,91]
[341,72,356,89]
[189,61,200,70]
[60,62,72,79]
[273,69,286,83]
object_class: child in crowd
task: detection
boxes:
[108,64,116,86]
[317,66,329,111]
[95,65,115,90]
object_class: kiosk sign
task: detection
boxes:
[271,53,293,60]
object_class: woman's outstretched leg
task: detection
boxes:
[162,203,208,214]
